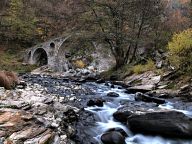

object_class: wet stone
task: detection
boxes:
[128,110,192,138]
[101,131,126,144]
[107,92,119,97]
[87,99,105,107]
[135,92,166,104]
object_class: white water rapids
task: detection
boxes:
[84,83,192,144]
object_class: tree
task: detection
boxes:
[165,0,191,32]
[80,0,164,68]
[28,0,83,40]
[0,0,37,45]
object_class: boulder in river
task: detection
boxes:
[113,110,133,123]
[113,102,161,123]
[107,92,119,97]
[96,79,105,84]
[101,131,126,144]
[135,92,165,104]
[106,128,128,137]
[128,110,192,138]
[87,99,105,107]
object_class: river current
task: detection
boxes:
[83,82,192,144]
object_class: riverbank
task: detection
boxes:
[0,72,192,144]
[101,66,192,101]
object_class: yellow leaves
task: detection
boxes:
[168,29,192,54]
[168,28,192,73]
[36,28,44,35]
[8,0,23,17]
[73,60,86,69]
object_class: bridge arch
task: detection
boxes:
[32,48,48,66]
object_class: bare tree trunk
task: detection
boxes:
[115,55,125,69]
[130,8,145,63]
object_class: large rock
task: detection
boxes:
[125,72,161,93]
[113,102,158,123]
[128,110,192,138]
[101,131,126,144]
[135,92,165,104]
[0,100,30,109]
[146,89,179,99]
[9,125,46,142]
[125,71,160,86]
[127,85,154,94]
[87,99,105,107]
[113,110,133,123]
[107,92,119,97]
[179,84,192,97]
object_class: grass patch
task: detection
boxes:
[166,82,176,89]
[132,59,156,74]
[101,64,133,80]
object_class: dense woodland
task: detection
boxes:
[0,0,191,74]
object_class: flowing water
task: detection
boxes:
[83,82,192,144]
[22,74,192,144]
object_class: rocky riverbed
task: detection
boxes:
[0,73,192,144]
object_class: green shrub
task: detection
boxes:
[168,29,192,74]
[132,59,156,74]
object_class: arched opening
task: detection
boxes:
[50,42,55,48]
[33,48,48,66]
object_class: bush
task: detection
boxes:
[168,29,192,74]
[73,60,86,69]
[132,59,156,74]
[132,64,143,74]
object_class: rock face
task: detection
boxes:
[125,72,161,93]
[128,110,192,138]
[0,109,56,144]
[0,73,103,144]
[179,84,192,97]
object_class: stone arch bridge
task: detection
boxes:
[25,36,71,71]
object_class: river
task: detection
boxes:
[21,74,192,144]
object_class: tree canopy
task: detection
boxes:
[79,0,164,67]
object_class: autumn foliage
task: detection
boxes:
[168,28,192,74]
